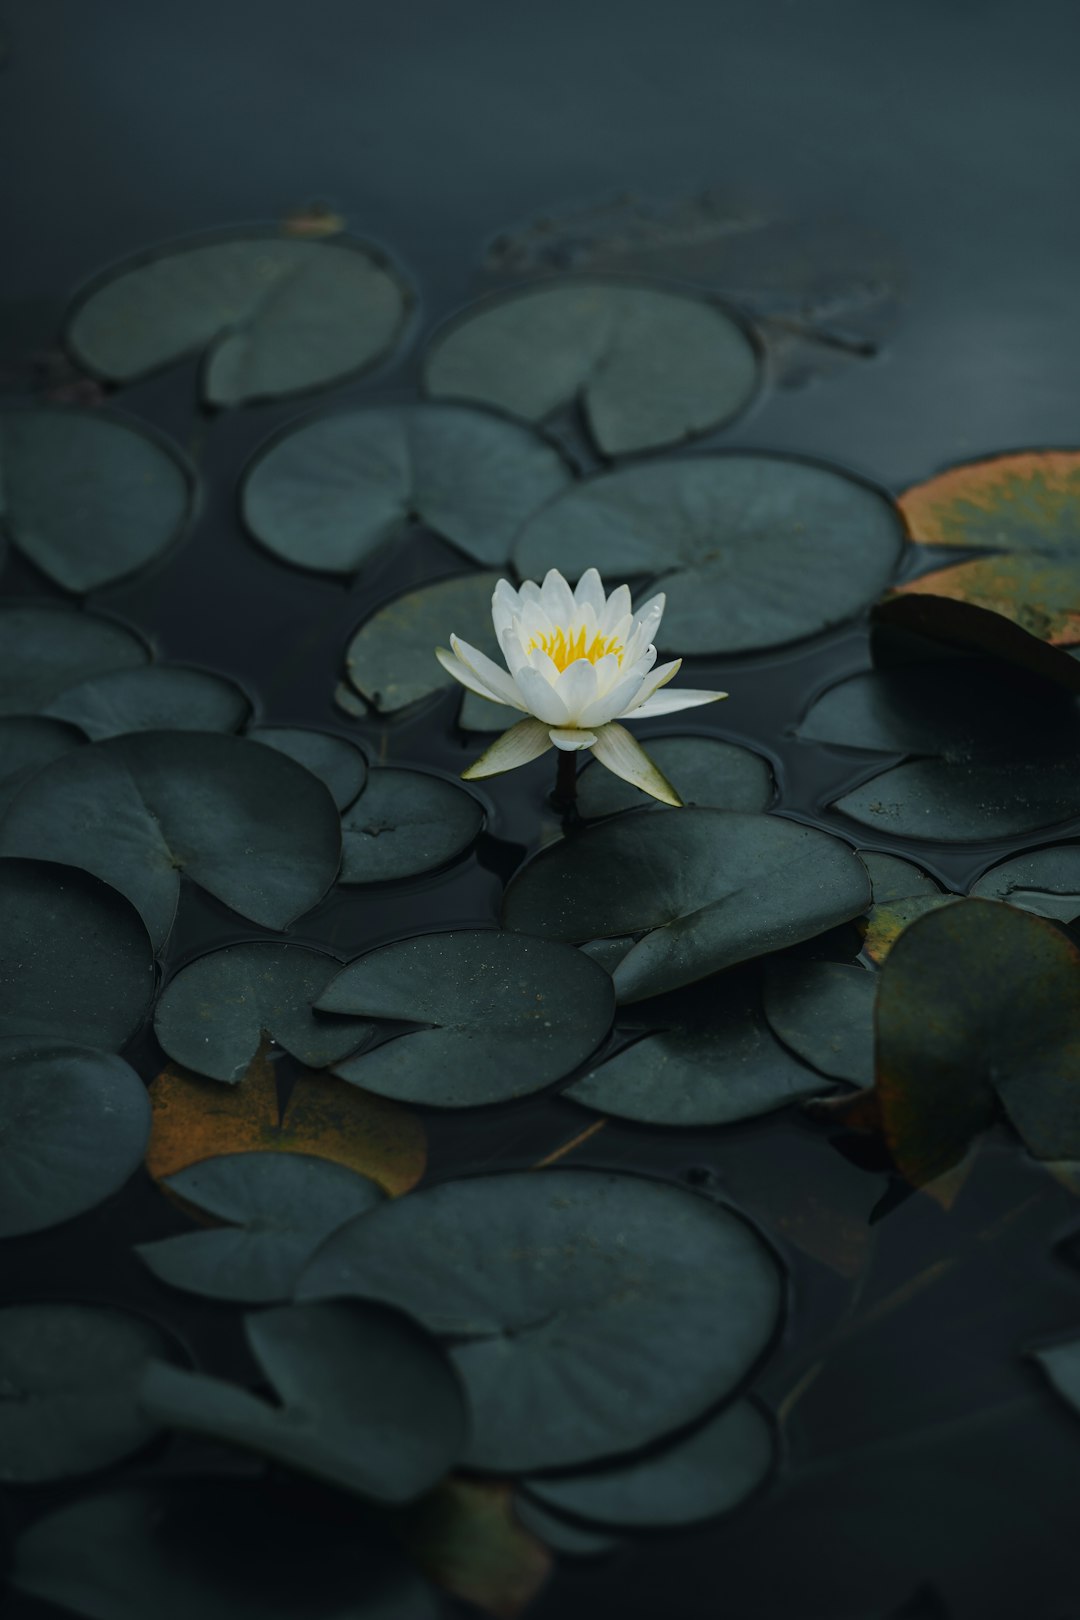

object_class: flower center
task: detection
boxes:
[526,624,625,673]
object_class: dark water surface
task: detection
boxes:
[3,4,1080,1617]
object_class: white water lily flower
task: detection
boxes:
[435,567,727,806]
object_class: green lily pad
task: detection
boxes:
[971,846,1080,922]
[44,664,251,739]
[0,406,194,592]
[835,756,1080,843]
[514,455,902,654]
[340,768,484,883]
[243,403,570,572]
[0,857,154,1048]
[140,1300,466,1502]
[67,232,411,406]
[154,942,372,1083]
[248,726,368,808]
[0,1302,171,1481]
[0,601,150,716]
[513,1497,619,1557]
[136,1153,384,1302]
[12,1483,440,1620]
[577,735,774,817]
[876,899,1080,1184]
[320,930,613,1107]
[524,1397,774,1528]
[424,279,759,456]
[857,850,942,903]
[0,716,83,816]
[565,968,823,1126]
[299,1168,783,1471]
[763,961,876,1085]
[0,1041,152,1237]
[0,732,341,949]
[345,570,501,714]
[1031,1334,1080,1421]
[502,808,871,1003]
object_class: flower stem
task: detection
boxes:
[551,748,580,820]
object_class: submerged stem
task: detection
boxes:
[551,748,580,821]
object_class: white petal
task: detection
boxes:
[517,580,543,608]
[589,723,682,807]
[619,625,658,669]
[435,645,503,702]
[449,635,526,709]
[553,659,598,724]
[633,591,666,630]
[590,651,624,695]
[540,569,576,621]
[514,666,570,725]
[574,568,606,617]
[623,658,682,711]
[499,625,531,678]
[462,717,553,778]
[550,727,598,751]
[491,579,521,638]
[600,584,632,634]
[526,645,562,684]
[630,688,729,718]
[579,667,647,727]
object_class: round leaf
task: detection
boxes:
[502,808,871,1003]
[0,732,341,949]
[244,403,571,572]
[140,1300,466,1503]
[44,664,250,739]
[514,455,902,654]
[513,1496,619,1557]
[835,756,1080,843]
[320,930,614,1107]
[154,942,372,1083]
[0,406,193,592]
[346,570,501,713]
[0,857,154,1048]
[525,1397,775,1528]
[971,846,1080,923]
[248,725,367,808]
[424,279,759,456]
[578,734,774,817]
[0,716,83,816]
[67,233,411,406]
[0,1302,171,1481]
[0,601,149,716]
[340,767,483,883]
[858,850,942,904]
[136,1152,383,1303]
[299,1168,783,1471]
[763,961,876,1085]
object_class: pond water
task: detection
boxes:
[3,5,1080,1618]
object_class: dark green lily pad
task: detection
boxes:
[345,570,501,713]
[513,1496,619,1557]
[140,1300,466,1502]
[0,601,150,715]
[578,735,774,818]
[0,857,154,1048]
[136,1153,384,1303]
[0,1302,171,1480]
[0,1041,152,1237]
[0,732,341,949]
[44,664,250,739]
[244,403,570,572]
[0,716,83,816]
[502,808,871,1003]
[0,406,193,592]
[857,850,942,903]
[154,942,372,1083]
[525,1397,774,1528]
[763,961,876,1085]
[514,455,902,654]
[320,930,613,1107]
[67,233,411,406]
[1031,1335,1080,1421]
[299,1168,782,1471]
[876,899,1080,1184]
[248,726,368,808]
[835,756,1080,843]
[12,1482,440,1620]
[340,768,484,883]
[971,846,1080,922]
[566,968,823,1126]
[424,279,759,456]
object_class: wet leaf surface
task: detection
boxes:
[136,1151,383,1303]
[399,1478,553,1618]
[860,893,960,966]
[0,601,150,716]
[44,664,251,739]
[340,767,484,883]
[503,809,871,1003]
[299,1168,782,1471]
[141,1301,466,1501]
[244,403,570,572]
[346,570,502,713]
[762,960,876,1084]
[577,734,774,817]
[67,232,411,405]
[154,941,372,1082]
[970,845,1080,922]
[247,725,368,809]
[514,455,902,654]
[424,279,759,455]
[320,930,613,1107]
[857,850,942,904]
[0,715,83,815]
[0,731,341,949]
[0,1302,171,1480]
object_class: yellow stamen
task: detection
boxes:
[526,624,624,672]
